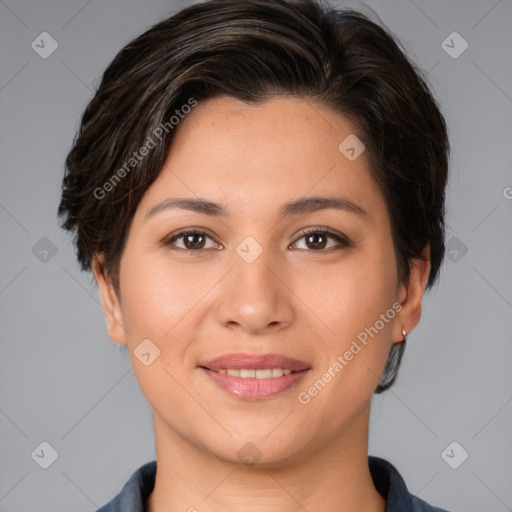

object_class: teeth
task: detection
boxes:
[217,368,293,378]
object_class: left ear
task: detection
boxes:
[393,244,431,343]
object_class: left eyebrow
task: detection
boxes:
[144,195,368,222]
[279,196,368,217]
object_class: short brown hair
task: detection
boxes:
[58,0,450,392]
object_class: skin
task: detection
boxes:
[93,95,430,512]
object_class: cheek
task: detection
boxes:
[306,248,396,338]
[117,254,201,406]
[302,245,398,395]
[120,253,198,340]
[118,250,225,378]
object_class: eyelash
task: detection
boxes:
[161,226,351,253]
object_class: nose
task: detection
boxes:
[214,243,295,335]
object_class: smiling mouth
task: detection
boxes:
[199,367,311,399]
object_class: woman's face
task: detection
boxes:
[96,95,425,465]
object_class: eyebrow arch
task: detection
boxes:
[144,195,368,221]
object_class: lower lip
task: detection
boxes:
[201,368,310,399]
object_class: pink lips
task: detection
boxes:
[199,353,311,400]
[200,353,310,372]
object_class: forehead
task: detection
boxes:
[136,95,388,224]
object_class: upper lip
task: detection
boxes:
[199,353,311,371]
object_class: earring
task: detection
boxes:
[401,327,408,342]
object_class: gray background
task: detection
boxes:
[0,0,511,510]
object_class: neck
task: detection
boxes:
[146,405,385,512]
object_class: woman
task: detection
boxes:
[58,0,452,510]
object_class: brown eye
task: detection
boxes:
[163,229,219,251]
[182,232,207,249]
[291,228,351,251]
[304,232,328,249]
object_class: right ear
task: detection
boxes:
[92,254,127,347]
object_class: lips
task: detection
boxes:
[202,367,310,399]
[199,352,311,372]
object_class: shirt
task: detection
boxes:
[95,456,451,512]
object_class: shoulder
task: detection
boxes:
[368,455,452,512]
[94,460,157,512]
[410,494,452,512]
